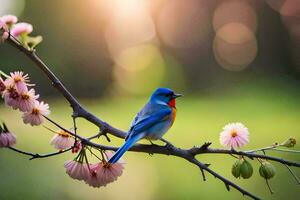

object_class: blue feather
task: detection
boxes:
[108,134,143,164]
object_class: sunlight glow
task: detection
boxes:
[157,0,211,49]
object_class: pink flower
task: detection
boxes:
[0,19,7,30]
[11,22,33,37]
[0,131,16,147]
[0,19,8,42]
[50,130,74,150]
[5,71,29,93]
[64,160,90,181]
[18,88,39,112]
[1,15,18,25]
[219,122,249,149]
[2,86,20,109]
[84,151,125,188]
[85,163,106,187]
[2,31,8,40]
[22,101,50,126]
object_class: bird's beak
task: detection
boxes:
[173,93,183,99]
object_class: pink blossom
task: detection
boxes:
[11,22,33,37]
[0,19,6,30]
[85,163,105,187]
[64,160,90,181]
[0,131,16,147]
[50,130,74,150]
[0,19,8,42]
[219,122,249,149]
[18,88,39,112]
[5,71,29,93]
[2,31,8,40]
[2,86,20,109]
[84,152,125,188]
[1,15,18,25]
[22,101,50,126]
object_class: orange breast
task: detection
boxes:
[171,107,177,125]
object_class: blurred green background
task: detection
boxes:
[0,0,300,199]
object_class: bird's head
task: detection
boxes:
[150,88,182,108]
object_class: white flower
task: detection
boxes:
[219,122,249,149]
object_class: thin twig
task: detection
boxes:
[285,164,300,184]
[265,179,274,194]
[270,148,300,153]
[245,145,278,153]
[9,147,72,160]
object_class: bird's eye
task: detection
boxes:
[164,93,173,97]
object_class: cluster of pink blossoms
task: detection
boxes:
[64,151,125,187]
[0,15,23,42]
[0,14,40,50]
[0,123,16,148]
[0,14,33,38]
[219,122,249,149]
[0,71,50,126]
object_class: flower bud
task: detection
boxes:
[259,161,276,179]
[280,137,296,148]
[240,159,253,179]
[232,159,243,178]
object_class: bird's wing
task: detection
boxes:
[130,103,153,126]
[127,108,172,139]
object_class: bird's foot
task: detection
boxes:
[149,140,158,146]
[160,138,174,149]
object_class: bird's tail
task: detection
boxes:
[108,134,143,164]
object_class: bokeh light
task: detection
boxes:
[280,0,300,17]
[213,22,258,71]
[213,0,257,33]
[0,0,25,16]
[113,44,166,95]
[266,0,300,17]
[157,0,211,49]
[104,0,156,62]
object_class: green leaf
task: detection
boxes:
[25,35,43,50]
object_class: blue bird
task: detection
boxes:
[108,88,182,164]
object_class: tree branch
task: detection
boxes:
[7,36,126,139]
